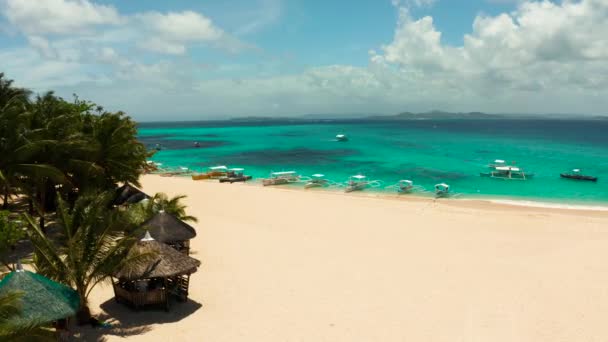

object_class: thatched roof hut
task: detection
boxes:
[114,232,200,280]
[0,267,79,325]
[138,211,197,245]
[113,184,150,206]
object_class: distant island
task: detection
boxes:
[227,110,607,122]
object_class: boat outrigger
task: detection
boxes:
[560,169,598,182]
[262,171,300,186]
[219,168,253,183]
[304,174,329,189]
[435,183,450,198]
[192,165,229,180]
[481,165,534,180]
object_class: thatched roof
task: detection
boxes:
[138,211,197,243]
[113,184,150,206]
[114,233,201,280]
[0,270,79,325]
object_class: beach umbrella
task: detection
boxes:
[113,184,151,206]
[138,211,197,244]
[0,264,79,325]
[114,232,201,280]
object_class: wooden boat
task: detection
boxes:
[304,174,329,189]
[560,169,597,182]
[345,175,368,193]
[435,183,450,198]
[480,165,534,180]
[219,168,253,183]
[262,171,300,186]
[191,166,229,180]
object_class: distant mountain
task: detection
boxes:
[367,110,502,120]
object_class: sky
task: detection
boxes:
[1,0,607,121]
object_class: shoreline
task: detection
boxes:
[154,173,608,215]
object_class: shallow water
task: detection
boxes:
[139,119,608,205]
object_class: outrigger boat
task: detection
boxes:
[397,180,415,193]
[262,171,300,186]
[219,168,253,183]
[345,175,369,193]
[560,169,598,182]
[481,165,534,180]
[192,165,229,180]
[435,183,450,198]
[304,174,329,189]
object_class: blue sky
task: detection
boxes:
[1,0,607,121]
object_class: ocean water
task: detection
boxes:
[138,119,608,205]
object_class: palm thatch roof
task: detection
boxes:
[113,184,150,206]
[0,270,79,325]
[114,233,201,280]
[138,211,197,243]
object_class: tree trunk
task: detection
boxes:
[39,188,46,233]
[76,305,92,326]
[2,186,8,210]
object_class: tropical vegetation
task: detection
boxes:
[0,72,198,333]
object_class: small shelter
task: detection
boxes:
[0,264,79,326]
[112,232,201,311]
[138,211,197,254]
[113,184,151,206]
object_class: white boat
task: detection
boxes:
[345,175,368,193]
[397,180,415,193]
[481,165,534,180]
[262,171,300,186]
[435,183,450,197]
[304,174,329,189]
[336,134,348,142]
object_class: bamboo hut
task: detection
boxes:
[138,211,197,254]
[112,232,201,311]
[0,264,79,326]
[113,184,151,206]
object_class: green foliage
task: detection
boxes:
[129,192,198,225]
[0,72,149,227]
[25,192,142,316]
[0,211,24,270]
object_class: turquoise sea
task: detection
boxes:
[138,119,608,205]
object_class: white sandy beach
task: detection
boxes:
[82,174,608,341]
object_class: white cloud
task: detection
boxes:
[2,0,608,119]
[2,0,122,35]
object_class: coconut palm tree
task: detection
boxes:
[25,192,143,323]
[129,193,198,225]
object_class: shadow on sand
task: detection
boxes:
[74,298,203,341]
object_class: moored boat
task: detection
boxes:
[480,165,534,180]
[192,165,229,180]
[560,169,597,182]
[345,175,368,193]
[397,180,414,193]
[262,171,300,186]
[219,168,253,183]
[435,183,450,198]
[304,174,329,189]
[336,134,348,142]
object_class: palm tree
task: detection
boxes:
[0,291,55,341]
[25,192,143,323]
[130,193,198,225]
